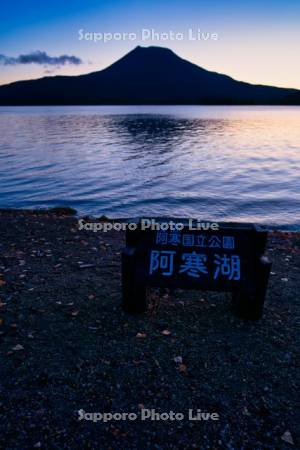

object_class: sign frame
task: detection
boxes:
[122,219,272,320]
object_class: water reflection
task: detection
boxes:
[0,105,300,229]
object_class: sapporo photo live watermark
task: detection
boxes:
[78,28,219,44]
[78,408,220,423]
[78,218,220,233]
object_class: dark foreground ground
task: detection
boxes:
[0,209,299,450]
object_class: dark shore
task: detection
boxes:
[0,209,299,449]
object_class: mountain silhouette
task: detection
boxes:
[0,46,299,105]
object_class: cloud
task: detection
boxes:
[0,51,82,66]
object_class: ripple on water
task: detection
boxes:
[0,105,300,229]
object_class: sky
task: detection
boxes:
[0,0,300,88]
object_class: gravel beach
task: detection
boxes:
[0,209,299,449]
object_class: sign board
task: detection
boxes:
[122,219,272,320]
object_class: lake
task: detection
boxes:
[0,105,300,229]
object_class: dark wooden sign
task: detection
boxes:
[122,219,272,320]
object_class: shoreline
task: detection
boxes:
[1,207,300,232]
[0,208,299,448]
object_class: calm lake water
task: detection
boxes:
[0,105,300,229]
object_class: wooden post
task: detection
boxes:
[122,247,147,314]
[232,256,272,320]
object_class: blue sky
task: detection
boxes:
[1,0,300,88]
